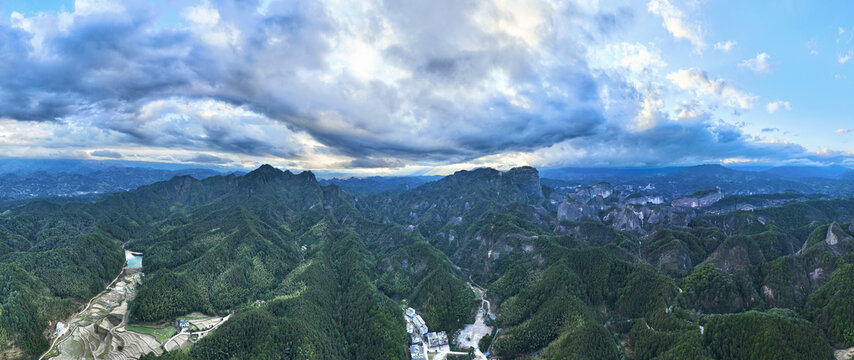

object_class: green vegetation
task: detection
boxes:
[409,268,477,333]
[806,263,854,347]
[703,309,833,360]
[4,165,854,360]
[125,325,177,343]
[682,263,744,313]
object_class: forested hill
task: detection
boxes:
[2,164,854,359]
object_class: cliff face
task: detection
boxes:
[672,188,723,208]
[557,201,598,222]
[507,166,543,201]
[569,182,612,202]
[625,194,664,205]
[826,222,852,246]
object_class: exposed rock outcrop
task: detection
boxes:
[557,201,598,222]
[625,194,664,205]
[507,166,543,201]
[569,182,612,202]
[827,223,840,245]
[672,187,723,208]
[826,222,852,246]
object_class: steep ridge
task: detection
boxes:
[3,165,854,359]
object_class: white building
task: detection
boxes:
[54,322,67,337]
[412,315,428,336]
[426,331,448,348]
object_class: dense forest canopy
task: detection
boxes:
[2,164,854,360]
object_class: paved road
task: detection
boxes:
[164,314,232,352]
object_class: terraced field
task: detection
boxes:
[41,267,228,360]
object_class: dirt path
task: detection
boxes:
[38,267,126,360]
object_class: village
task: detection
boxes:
[404,283,497,360]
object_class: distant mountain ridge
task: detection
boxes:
[542,164,854,199]
[0,161,224,200]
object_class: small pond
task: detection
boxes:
[125,250,143,268]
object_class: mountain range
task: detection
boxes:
[1,163,854,359]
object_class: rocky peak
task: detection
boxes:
[671,187,723,208]
[296,170,317,183]
[244,165,319,187]
[246,164,284,179]
[506,166,543,200]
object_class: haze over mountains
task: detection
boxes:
[3,158,854,201]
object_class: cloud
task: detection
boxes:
[667,69,757,110]
[805,40,819,55]
[839,50,854,64]
[836,128,854,134]
[185,153,228,164]
[0,0,623,168]
[761,128,779,132]
[342,157,406,169]
[0,0,850,171]
[527,118,835,168]
[601,42,667,73]
[714,40,736,52]
[673,100,703,119]
[739,53,772,75]
[766,101,791,114]
[90,150,123,158]
[647,0,705,52]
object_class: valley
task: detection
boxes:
[36,252,229,360]
[2,164,854,360]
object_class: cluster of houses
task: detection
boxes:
[174,319,191,332]
[405,307,449,359]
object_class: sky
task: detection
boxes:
[0,0,853,175]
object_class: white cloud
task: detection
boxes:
[673,100,703,119]
[74,0,124,16]
[836,128,854,134]
[647,0,705,52]
[739,53,772,75]
[766,101,791,114]
[805,40,818,55]
[839,50,853,64]
[667,69,757,110]
[714,40,736,52]
[595,42,666,74]
[183,3,220,26]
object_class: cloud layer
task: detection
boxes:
[0,0,849,172]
